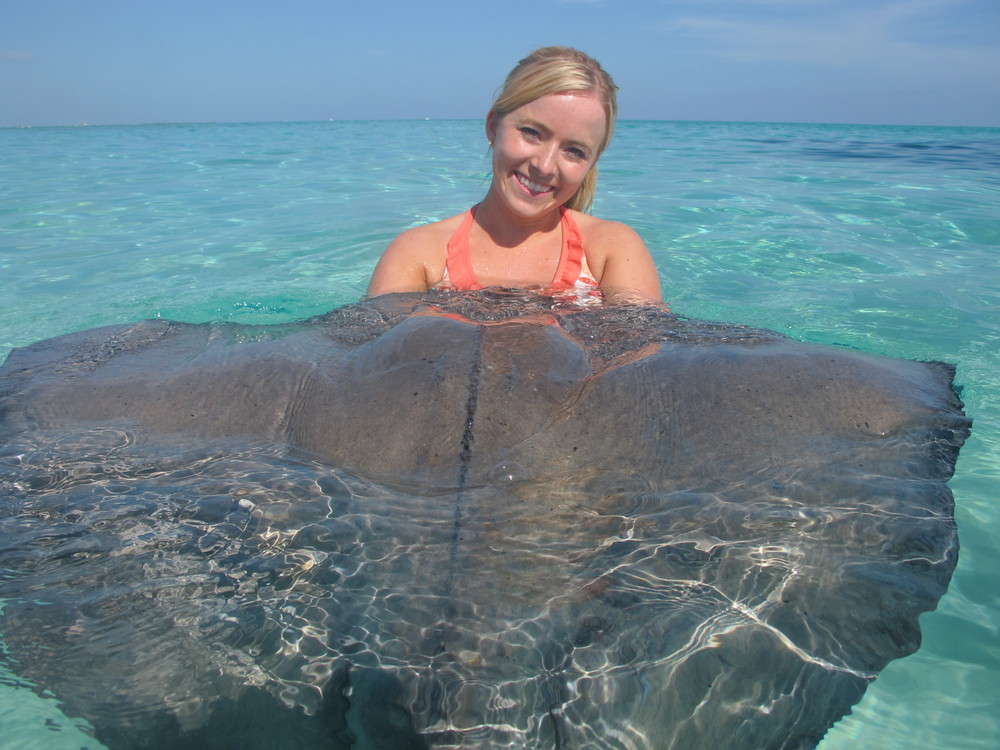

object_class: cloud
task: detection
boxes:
[1,49,35,64]
[662,0,997,70]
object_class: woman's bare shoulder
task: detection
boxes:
[570,210,645,248]
[569,210,662,303]
[367,211,467,296]
[390,212,465,250]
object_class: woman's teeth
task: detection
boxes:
[517,174,552,194]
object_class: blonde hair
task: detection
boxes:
[491,46,619,213]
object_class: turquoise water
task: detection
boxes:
[1,120,998,748]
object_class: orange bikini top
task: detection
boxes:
[437,205,598,292]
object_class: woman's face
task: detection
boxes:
[486,92,607,221]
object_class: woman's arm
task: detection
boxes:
[592,221,663,304]
[366,226,444,297]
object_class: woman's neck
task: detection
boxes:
[474,192,564,249]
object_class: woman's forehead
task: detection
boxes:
[505,93,608,143]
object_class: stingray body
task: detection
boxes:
[0,292,969,749]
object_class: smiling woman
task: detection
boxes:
[366,46,663,303]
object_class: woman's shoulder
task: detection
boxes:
[367,210,470,296]
[390,210,468,250]
[567,209,662,302]
[567,210,646,254]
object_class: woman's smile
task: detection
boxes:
[515,171,554,197]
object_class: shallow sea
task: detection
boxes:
[0,120,997,749]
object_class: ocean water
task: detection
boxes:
[0,119,997,749]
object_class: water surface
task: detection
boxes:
[1,120,997,748]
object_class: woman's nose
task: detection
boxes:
[531,144,558,177]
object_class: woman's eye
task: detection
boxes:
[519,127,540,139]
[567,147,588,160]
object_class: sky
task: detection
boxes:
[2,0,998,128]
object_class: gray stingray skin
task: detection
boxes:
[0,292,970,749]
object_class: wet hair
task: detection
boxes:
[491,46,619,212]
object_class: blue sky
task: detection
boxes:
[2,0,998,127]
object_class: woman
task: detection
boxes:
[367,46,662,304]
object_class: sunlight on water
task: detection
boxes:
[1,120,998,748]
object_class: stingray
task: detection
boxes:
[0,290,969,749]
